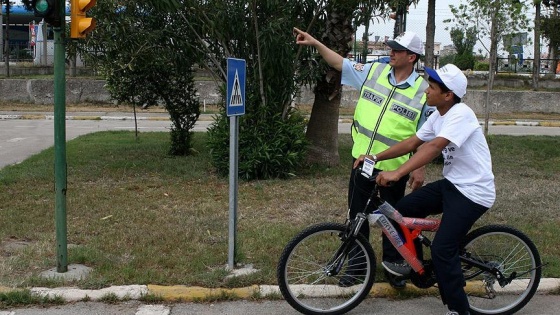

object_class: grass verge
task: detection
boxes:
[0,290,64,308]
[0,132,558,290]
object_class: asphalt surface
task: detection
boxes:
[1,110,559,314]
[3,295,560,315]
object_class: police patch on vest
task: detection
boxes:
[390,103,417,121]
[362,90,384,106]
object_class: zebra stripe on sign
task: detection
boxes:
[229,70,243,107]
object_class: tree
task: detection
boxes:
[533,0,542,90]
[541,7,560,74]
[76,0,200,155]
[446,0,531,135]
[303,2,354,167]
[450,26,477,70]
[303,0,387,167]
[425,0,436,68]
[182,0,313,180]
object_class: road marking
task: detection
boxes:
[114,127,169,130]
[135,304,171,315]
[7,138,27,143]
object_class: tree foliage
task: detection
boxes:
[75,0,200,156]
[450,26,477,69]
[446,0,531,55]
[541,15,560,54]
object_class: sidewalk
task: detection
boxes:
[1,278,558,303]
[2,110,560,127]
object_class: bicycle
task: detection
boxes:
[277,179,542,315]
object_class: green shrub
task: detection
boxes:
[207,107,308,180]
[454,53,475,70]
[474,61,490,71]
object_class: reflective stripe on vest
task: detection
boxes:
[351,63,428,171]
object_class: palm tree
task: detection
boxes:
[305,0,385,167]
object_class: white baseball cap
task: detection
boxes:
[385,32,424,55]
[424,64,467,98]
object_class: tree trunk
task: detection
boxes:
[304,6,353,167]
[532,2,541,90]
[5,0,10,77]
[425,0,436,68]
[305,78,341,167]
[484,3,499,137]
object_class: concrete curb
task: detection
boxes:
[1,278,558,303]
[1,113,560,127]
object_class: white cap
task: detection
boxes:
[424,64,467,98]
[385,32,424,55]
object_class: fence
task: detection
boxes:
[350,53,440,72]
[497,57,560,74]
[2,42,34,63]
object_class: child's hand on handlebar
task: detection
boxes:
[376,171,400,187]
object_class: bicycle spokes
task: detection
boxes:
[461,225,541,315]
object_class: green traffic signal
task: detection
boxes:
[32,0,61,27]
[34,0,50,14]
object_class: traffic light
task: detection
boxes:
[32,0,62,27]
[70,0,97,39]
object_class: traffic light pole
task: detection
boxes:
[53,0,68,273]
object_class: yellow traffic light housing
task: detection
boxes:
[70,0,96,39]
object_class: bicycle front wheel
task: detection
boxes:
[277,222,376,315]
[461,225,542,315]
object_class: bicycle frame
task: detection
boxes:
[353,189,513,285]
[365,202,438,276]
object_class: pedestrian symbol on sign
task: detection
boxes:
[226,58,246,116]
[230,70,243,107]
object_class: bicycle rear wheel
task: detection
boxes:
[461,225,542,315]
[277,222,376,315]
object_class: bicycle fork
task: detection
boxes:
[324,214,369,277]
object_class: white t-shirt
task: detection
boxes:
[416,103,496,208]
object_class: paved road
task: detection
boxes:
[2,118,559,169]
[0,119,186,169]
[2,295,559,315]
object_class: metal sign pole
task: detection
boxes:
[228,115,239,269]
[225,58,245,270]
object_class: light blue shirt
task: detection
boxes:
[341,59,434,129]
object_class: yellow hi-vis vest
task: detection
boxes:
[351,63,428,171]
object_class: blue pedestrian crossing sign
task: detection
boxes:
[226,58,246,116]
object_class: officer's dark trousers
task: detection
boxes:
[347,164,408,263]
[387,178,488,314]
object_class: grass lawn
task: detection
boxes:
[0,132,559,290]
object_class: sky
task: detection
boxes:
[4,0,546,57]
[356,0,545,58]
[356,0,455,48]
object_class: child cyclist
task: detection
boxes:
[354,64,495,315]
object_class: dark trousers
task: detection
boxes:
[347,164,408,263]
[386,179,488,313]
